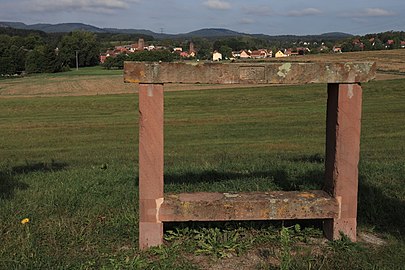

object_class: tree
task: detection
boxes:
[341,42,353,52]
[373,38,384,50]
[219,45,232,59]
[103,54,129,70]
[128,50,175,62]
[59,31,100,68]
[24,34,44,50]
[193,37,212,60]
[25,46,46,73]
[25,45,62,74]
[362,38,372,51]
[7,45,26,74]
[0,35,26,74]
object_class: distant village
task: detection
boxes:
[100,37,405,64]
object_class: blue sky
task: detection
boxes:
[0,0,404,35]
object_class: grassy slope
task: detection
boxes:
[0,79,405,269]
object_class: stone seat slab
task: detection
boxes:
[159,190,339,222]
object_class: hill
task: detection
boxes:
[182,28,247,38]
[0,22,107,33]
[0,21,352,40]
[28,23,106,33]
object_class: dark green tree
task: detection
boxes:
[59,31,100,68]
[219,45,232,59]
[193,37,212,60]
[25,46,46,73]
[25,45,63,74]
[372,38,384,50]
[103,54,129,70]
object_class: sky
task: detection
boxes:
[0,0,404,35]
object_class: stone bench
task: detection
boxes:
[124,61,376,249]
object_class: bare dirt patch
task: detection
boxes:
[0,75,277,98]
[0,75,134,98]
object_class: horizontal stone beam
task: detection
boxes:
[159,190,339,222]
[124,61,376,84]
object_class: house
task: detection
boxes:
[401,41,405,48]
[333,46,342,53]
[100,53,108,64]
[250,49,268,59]
[239,50,251,59]
[179,51,189,58]
[114,46,129,53]
[275,50,287,58]
[173,47,183,52]
[212,51,222,61]
[296,47,310,55]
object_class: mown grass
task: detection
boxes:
[30,66,123,78]
[1,79,405,269]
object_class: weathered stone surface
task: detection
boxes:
[323,83,362,241]
[124,62,376,84]
[138,84,164,249]
[139,222,163,250]
[159,190,339,222]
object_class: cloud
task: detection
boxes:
[203,0,231,10]
[361,8,395,17]
[239,18,254,24]
[339,8,395,18]
[286,8,322,17]
[242,6,273,16]
[25,0,139,13]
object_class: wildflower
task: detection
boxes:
[21,218,30,224]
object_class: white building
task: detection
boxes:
[212,51,222,61]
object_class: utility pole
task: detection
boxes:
[75,50,79,71]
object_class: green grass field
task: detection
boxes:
[1,77,405,269]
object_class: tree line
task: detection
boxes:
[0,29,103,75]
[340,31,405,52]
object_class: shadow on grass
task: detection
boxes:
[164,168,324,191]
[289,153,325,164]
[0,172,29,200]
[11,160,68,174]
[163,165,405,238]
[0,160,68,200]
[358,177,405,237]
[164,219,325,234]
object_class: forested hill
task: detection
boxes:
[0,21,352,40]
[0,26,47,37]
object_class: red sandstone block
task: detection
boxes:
[138,84,164,249]
[324,83,362,241]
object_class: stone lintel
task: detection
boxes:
[159,190,339,222]
[124,61,376,84]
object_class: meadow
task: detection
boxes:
[1,63,405,269]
